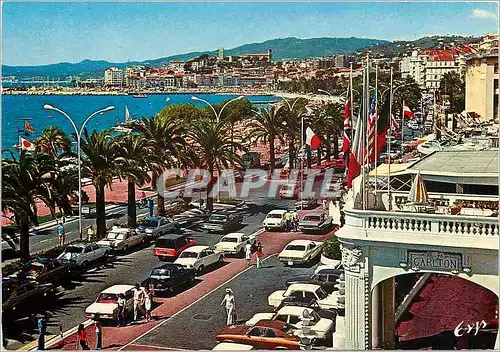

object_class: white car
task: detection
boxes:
[278,240,323,266]
[212,342,254,350]
[84,285,134,321]
[174,245,224,273]
[214,232,257,256]
[262,209,288,231]
[268,283,342,310]
[57,241,109,267]
[245,306,334,340]
[97,226,147,252]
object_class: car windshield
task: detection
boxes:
[209,215,227,222]
[107,232,127,240]
[151,268,172,278]
[267,213,283,219]
[179,251,198,259]
[303,215,321,222]
[141,220,159,227]
[65,246,84,254]
[315,288,328,300]
[155,239,175,248]
[285,245,306,251]
[221,237,238,243]
[97,293,118,303]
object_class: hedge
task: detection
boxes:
[322,236,342,260]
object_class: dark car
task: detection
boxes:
[153,233,197,261]
[2,279,55,318]
[294,198,318,210]
[136,216,180,238]
[285,268,344,294]
[202,212,243,234]
[279,298,339,322]
[18,258,74,285]
[141,263,196,295]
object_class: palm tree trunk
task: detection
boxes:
[157,193,165,217]
[19,217,30,260]
[127,178,137,228]
[269,136,276,172]
[32,203,39,227]
[306,146,312,168]
[151,172,158,190]
[325,134,332,162]
[317,144,322,166]
[333,134,339,159]
[288,140,295,169]
[95,184,106,237]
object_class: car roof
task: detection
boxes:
[157,233,188,240]
[316,268,343,275]
[66,241,91,248]
[222,232,246,239]
[277,306,313,316]
[302,212,324,217]
[286,239,316,246]
[287,283,322,292]
[101,285,135,294]
[148,216,164,221]
[254,319,289,330]
[182,245,209,253]
[109,227,132,233]
[27,257,52,264]
[154,263,185,270]
[268,209,288,215]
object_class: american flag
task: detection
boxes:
[342,98,351,154]
[366,96,377,162]
[390,114,400,132]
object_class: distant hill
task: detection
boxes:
[2,37,387,79]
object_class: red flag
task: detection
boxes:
[346,111,363,189]
[342,99,351,153]
[403,105,414,120]
[391,114,400,132]
[305,127,321,150]
[24,121,35,133]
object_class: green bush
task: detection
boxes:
[322,236,342,260]
[218,197,242,205]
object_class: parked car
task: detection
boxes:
[18,258,74,285]
[278,240,323,266]
[298,213,332,234]
[216,320,300,350]
[279,184,300,199]
[84,285,135,321]
[57,241,110,267]
[268,283,341,310]
[212,342,254,350]
[174,245,224,273]
[141,263,196,295]
[285,268,344,293]
[294,198,317,210]
[245,306,334,341]
[214,232,257,257]
[3,279,55,318]
[97,226,147,252]
[203,213,243,234]
[136,216,181,238]
[262,209,288,231]
[153,233,197,261]
[277,298,339,321]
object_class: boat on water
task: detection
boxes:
[132,94,148,98]
[113,106,134,133]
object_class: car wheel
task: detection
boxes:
[218,255,224,263]
[197,265,204,276]
[122,245,129,253]
[81,261,89,268]
[264,227,269,231]
[104,250,110,257]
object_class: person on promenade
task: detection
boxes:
[284,211,292,232]
[322,197,327,210]
[245,242,252,267]
[37,317,46,350]
[255,242,264,269]
[57,222,66,246]
[86,226,95,242]
[77,324,89,350]
[144,288,153,322]
[132,284,145,321]
[220,288,236,326]
[93,316,102,350]
[293,213,299,232]
[117,293,126,327]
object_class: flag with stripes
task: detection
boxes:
[342,98,351,154]
[366,95,377,162]
[391,114,400,132]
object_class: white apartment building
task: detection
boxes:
[400,50,426,87]
[424,52,460,90]
[104,67,125,86]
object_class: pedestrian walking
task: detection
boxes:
[245,242,252,267]
[322,197,327,210]
[93,316,102,350]
[220,288,236,326]
[144,288,153,322]
[86,225,95,242]
[57,222,66,246]
[37,317,46,350]
[293,212,299,232]
[77,324,89,350]
[132,283,145,321]
[255,242,264,269]
[284,211,292,232]
[117,293,126,327]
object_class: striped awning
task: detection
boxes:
[408,170,428,204]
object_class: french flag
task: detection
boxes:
[342,99,351,154]
[346,110,363,189]
[403,104,414,120]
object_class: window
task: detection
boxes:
[248,327,262,337]
[494,63,498,74]
[275,315,288,323]
[304,292,316,301]
[288,316,300,325]
[264,329,277,338]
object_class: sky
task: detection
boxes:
[2,1,498,66]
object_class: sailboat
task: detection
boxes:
[113,106,133,133]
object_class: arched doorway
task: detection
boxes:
[372,273,499,350]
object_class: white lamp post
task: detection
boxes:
[43,104,115,239]
[191,96,244,202]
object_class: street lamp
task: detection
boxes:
[191,95,244,202]
[43,104,115,239]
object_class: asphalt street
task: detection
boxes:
[132,255,316,350]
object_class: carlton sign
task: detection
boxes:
[408,251,462,271]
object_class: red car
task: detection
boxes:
[216,320,300,350]
[153,233,196,261]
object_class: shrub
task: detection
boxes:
[322,236,342,260]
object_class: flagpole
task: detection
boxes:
[374,63,379,200]
[388,68,393,211]
[401,100,405,156]
[349,62,354,144]
[364,54,370,211]
[301,113,304,211]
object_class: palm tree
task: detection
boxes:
[440,71,465,116]
[186,118,245,211]
[116,133,154,228]
[34,126,72,158]
[248,106,285,172]
[80,129,121,236]
[280,98,308,169]
[319,103,344,161]
[2,151,68,259]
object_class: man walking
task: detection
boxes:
[37,317,46,350]
[220,288,236,326]
[132,284,145,321]
[245,242,252,267]
[255,242,264,269]
[57,222,66,246]
[93,315,102,350]
[284,211,292,232]
[117,293,126,327]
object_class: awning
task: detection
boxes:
[368,163,411,177]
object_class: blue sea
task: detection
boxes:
[1,94,279,152]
